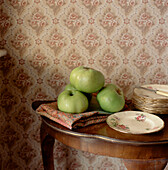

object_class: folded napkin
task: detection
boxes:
[36,102,108,129]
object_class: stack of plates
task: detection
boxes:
[132,84,168,114]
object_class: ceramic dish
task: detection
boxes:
[134,84,168,99]
[106,111,164,134]
[133,84,168,114]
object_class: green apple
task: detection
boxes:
[64,83,92,102]
[97,84,125,113]
[70,66,105,93]
[64,84,76,91]
[57,90,89,113]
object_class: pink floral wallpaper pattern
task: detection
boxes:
[0,0,168,169]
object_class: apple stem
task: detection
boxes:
[116,88,121,95]
[83,67,89,70]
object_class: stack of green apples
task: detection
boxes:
[57,66,125,114]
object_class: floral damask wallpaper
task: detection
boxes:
[0,0,168,169]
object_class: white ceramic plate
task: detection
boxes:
[134,84,168,99]
[106,111,164,134]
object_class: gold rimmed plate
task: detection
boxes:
[106,111,164,134]
[134,84,168,99]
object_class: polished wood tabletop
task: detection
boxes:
[32,100,168,170]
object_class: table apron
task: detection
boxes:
[43,122,168,160]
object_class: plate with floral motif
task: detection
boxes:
[106,111,164,134]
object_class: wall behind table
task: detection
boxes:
[0,0,167,169]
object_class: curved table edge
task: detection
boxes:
[43,118,168,146]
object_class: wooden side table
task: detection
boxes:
[32,101,168,170]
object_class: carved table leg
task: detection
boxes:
[123,159,167,170]
[40,121,55,170]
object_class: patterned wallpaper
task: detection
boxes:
[0,0,168,169]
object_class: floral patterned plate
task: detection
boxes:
[106,111,164,134]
